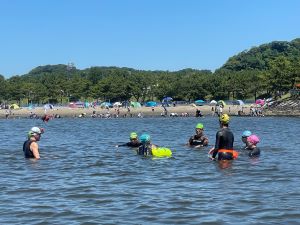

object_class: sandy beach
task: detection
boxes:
[0,104,252,119]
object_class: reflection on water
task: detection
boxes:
[0,116,300,224]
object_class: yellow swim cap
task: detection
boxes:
[130,132,138,139]
[219,114,230,124]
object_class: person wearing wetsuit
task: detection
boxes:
[246,134,261,157]
[188,123,209,148]
[23,127,44,159]
[116,132,142,148]
[209,114,235,160]
[137,133,157,156]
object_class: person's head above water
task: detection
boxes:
[242,130,252,138]
[247,134,260,146]
[242,130,252,143]
[195,123,204,135]
[195,123,204,129]
[140,133,151,144]
[219,114,230,126]
[129,132,138,140]
[28,127,44,140]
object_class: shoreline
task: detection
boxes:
[1,105,300,119]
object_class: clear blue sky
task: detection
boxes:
[1,0,299,77]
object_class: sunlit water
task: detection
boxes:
[0,116,299,224]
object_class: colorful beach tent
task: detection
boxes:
[209,100,217,105]
[255,99,265,106]
[10,104,20,109]
[44,104,54,110]
[113,102,122,107]
[232,100,244,105]
[195,100,205,106]
[100,102,112,108]
[218,100,226,106]
[130,101,141,108]
[146,101,157,107]
[162,97,173,102]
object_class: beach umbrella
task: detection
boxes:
[255,99,265,106]
[130,101,141,108]
[209,100,217,105]
[195,100,205,106]
[146,101,157,107]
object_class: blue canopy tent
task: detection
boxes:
[146,101,157,107]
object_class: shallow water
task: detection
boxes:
[0,116,300,224]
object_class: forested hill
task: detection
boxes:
[1,38,299,104]
[219,38,300,71]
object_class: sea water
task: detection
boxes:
[0,116,299,224]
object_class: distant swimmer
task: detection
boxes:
[188,123,209,148]
[246,135,261,157]
[41,114,51,122]
[242,130,252,149]
[137,134,157,156]
[116,132,142,148]
[23,127,44,159]
[209,114,237,160]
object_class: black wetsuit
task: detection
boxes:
[212,127,234,160]
[23,140,35,158]
[189,135,208,146]
[248,147,260,157]
[119,142,142,147]
[138,144,152,156]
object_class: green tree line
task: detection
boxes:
[1,38,300,105]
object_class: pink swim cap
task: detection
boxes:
[247,135,260,145]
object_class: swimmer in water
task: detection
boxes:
[209,114,236,160]
[23,127,44,159]
[246,134,261,157]
[137,133,157,156]
[188,123,209,148]
[242,130,252,149]
[116,132,142,148]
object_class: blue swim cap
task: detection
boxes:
[140,133,151,143]
[242,130,252,137]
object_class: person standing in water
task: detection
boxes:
[116,132,142,148]
[137,134,157,156]
[246,134,261,157]
[188,123,209,148]
[209,114,236,160]
[23,127,44,159]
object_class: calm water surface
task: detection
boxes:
[0,116,300,224]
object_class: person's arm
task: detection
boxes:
[30,142,40,159]
[202,136,209,146]
[187,136,194,145]
[211,132,221,158]
[115,143,129,147]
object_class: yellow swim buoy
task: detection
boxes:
[151,147,172,157]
